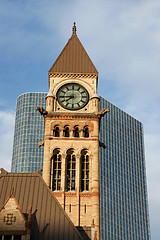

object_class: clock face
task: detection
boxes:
[57,83,89,110]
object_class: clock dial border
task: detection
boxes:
[57,83,89,110]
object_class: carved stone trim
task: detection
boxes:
[65,192,77,197]
[36,106,48,116]
[97,108,110,118]
[79,192,92,197]
[49,73,98,79]
[45,113,99,120]
[45,136,98,141]
[3,213,16,225]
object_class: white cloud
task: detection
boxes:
[145,134,160,240]
[0,110,15,171]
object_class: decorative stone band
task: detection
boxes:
[49,73,98,87]
[65,192,77,197]
[45,112,100,120]
[53,191,98,197]
[49,72,98,79]
[45,136,98,141]
[79,192,92,198]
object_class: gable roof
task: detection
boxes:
[49,23,98,75]
[0,188,27,223]
[0,169,84,240]
[0,188,28,234]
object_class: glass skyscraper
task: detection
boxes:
[11,93,150,239]
[11,92,47,172]
[99,97,150,240]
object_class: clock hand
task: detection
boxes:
[59,96,70,98]
[66,95,75,101]
[59,95,74,99]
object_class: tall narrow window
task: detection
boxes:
[73,126,79,137]
[83,126,89,138]
[69,204,71,213]
[53,125,60,137]
[66,149,76,191]
[51,149,61,191]
[84,204,87,213]
[64,126,70,137]
[81,150,89,191]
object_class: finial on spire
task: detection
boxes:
[72,22,76,35]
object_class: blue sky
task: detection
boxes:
[0,0,160,239]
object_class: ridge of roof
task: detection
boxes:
[49,23,98,75]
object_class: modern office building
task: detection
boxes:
[10,24,150,240]
[99,97,150,240]
[11,92,47,173]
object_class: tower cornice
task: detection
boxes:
[45,112,100,120]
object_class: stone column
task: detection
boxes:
[91,119,100,240]
[71,128,74,137]
[76,153,81,226]
[43,139,51,187]
[46,95,54,113]
[60,128,63,137]
[61,153,66,209]
[80,129,84,137]
[50,157,54,191]
[61,154,66,191]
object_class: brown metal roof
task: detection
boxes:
[49,25,98,75]
[0,169,84,240]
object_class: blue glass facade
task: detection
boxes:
[11,93,47,172]
[99,97,150,240]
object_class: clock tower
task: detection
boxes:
[40,23,109,240]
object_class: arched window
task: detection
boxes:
[53,125,60,137]
[51,149,61,191]
[73,126,79,137]
[66,149,76,191]
[81,149,89,191]
[64,125,70,137]
[83,126,89,138]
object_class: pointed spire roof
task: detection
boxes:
[49,23,98,75]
